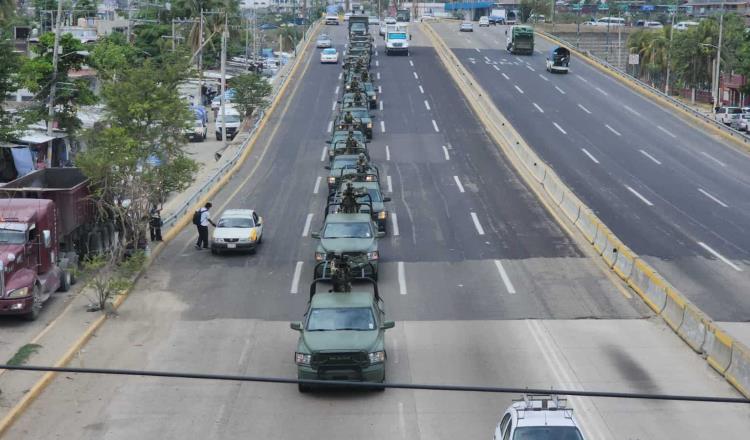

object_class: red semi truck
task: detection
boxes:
[0,168,113,320]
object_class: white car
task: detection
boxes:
[320,48,339,64]
[215,107,242,141]
[211,209,264,254]
[715,106,742,125]
[674,21,699,31]
[368,16,380,25]
[479,16,490,27]
[344,12,352,21]
[460,22,473,32]
[325,15,339,25]
[644,21,663,29]
[494,395,586,440]
[186,118,207,142]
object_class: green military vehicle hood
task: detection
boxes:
[300,330,381,353]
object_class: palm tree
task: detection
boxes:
[0,0,15,25]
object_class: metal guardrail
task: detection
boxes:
[159,22,318,234]
[537,30,750,145]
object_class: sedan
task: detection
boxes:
[211,209,263,254]
[316,35,332,48]
[460,22,473,32]
[320,48,339,64]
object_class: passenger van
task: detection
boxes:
[593,17,625,27]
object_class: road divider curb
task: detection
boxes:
[424,21,750,399]
[0,21,323,437]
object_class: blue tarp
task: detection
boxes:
[10,147,34,176]
[444,2,494,11]
[640,5,655,11]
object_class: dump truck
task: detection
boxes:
[348,15,369,36]
[506,25,534,55]
[0,168,113,319]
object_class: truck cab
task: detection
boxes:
[385,24,410,56]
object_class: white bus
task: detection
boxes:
[593,17,625,27]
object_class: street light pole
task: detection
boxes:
[664,6,676,95]
[714,4,725,107]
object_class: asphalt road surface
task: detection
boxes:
[432,21,750,324]
[4,24,750,440]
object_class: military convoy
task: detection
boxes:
[291,15,396,392]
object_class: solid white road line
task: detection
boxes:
[313,176,322,194]
[514,85,524,94]
[581,148,600,164]
[555,85,566,95]
[577,103,592,114]
[380,120,386,133]
[698,188,729,208]
[453,175,465,193]
[413,71,419,79]
[320,146,327,162]
[526,65,535,72]
[409,60,414,67]
[698,241,743,271]
[657,125,677,138]
[539,74,549,81]
[432,119,440,132]
[334,85,339,94]
[442,145,450,160]
[290,261,304,294]
[605,124,621,136]
[553,122,567,134]
[493,65,500,71]
[424,100,431,110]
[533,102,544,113]
[391,212,400,236]
[639,149,662,165]
[385,145,391,161]
[302,213,314,237]
[419,85,424,94]
[398,262,407,295]
[595,87,608,96]
[387,175,393,193]
[501,73,509,80]
[494,260,517,294]
[470,212,485,235]
[624,105,639,116]
[379,100,383,111]
[701,151,727,167]
[327,121,333,133]
[625,185,654,206]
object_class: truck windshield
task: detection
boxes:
[307,307,376,331]
[0,225,27,244]
[388,33,407,39]
[513,427,583,440]
[322,222,373,238]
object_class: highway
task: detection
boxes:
[4,24,750,440]
[430,22,750,324]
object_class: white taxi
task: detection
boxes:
[494,395,585,440]
[211,209,263,254]
[320,48,339,64]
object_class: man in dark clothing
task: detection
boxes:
[149,205,163,242]
[195,202,216,250]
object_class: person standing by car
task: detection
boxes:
[195,202,216,250]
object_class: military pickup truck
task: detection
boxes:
[311,212,383,280]
[332,179,390,233]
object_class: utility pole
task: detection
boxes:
[664,6,676,95]
[126,0,133,43]
[47,0,64,136]
[172,19,176,51]
[714,4,725,107]
[220,14,228,148]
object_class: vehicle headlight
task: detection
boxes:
[367,251,379,261]
[365,175,376,181]
[6,287,29,299]
[367,122,372,128]
[249,229,258,242]
[328,176,336,184]
[368,351,385,364]
[315,252,326,261]
[295,352,312,365]
[377,211,387,220]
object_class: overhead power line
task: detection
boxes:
[2,364,749,405]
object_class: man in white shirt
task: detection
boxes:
[195,202,217,250]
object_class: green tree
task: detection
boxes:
[231,73,272,117]
[519,0,550,22]
[73,0,97,20]
[0,0,15,25]
[89,33,142,80]
[0,40,23,143]
[20,32,96,134]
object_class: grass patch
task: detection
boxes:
[6,343,42,366]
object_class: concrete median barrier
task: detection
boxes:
[612,246,636,280]
[574,208,598,244]
[726,342,750,398]
[661,288,687,331]
[592,223,610,255]
[559,191,581,223]
[600,231,622,268]
[705,325,734,374]
[627,260,668,313]
[543,172,565,205]
[677,305,708,353]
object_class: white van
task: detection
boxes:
[215,107,242,141]
[675,21,699,31]
[593,17,625,27]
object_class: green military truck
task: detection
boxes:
[506,25,534,55]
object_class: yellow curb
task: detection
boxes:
[535,31,750,153]
[0,21,322,437]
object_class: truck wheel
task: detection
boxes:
[298,383,309,393]
[59,270,72,292]
[23,286,42,321]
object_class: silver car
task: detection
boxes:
[460,22,473,32]
[316,35,332,48]
[731,113,750,131]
